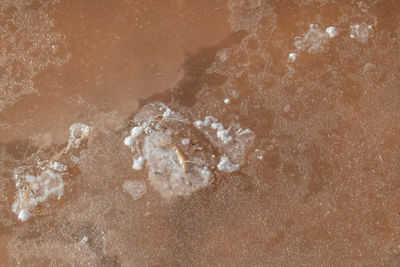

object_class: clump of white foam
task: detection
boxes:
[123,180,146,201]
[66,123,92,152]
[325,26,339,38]
[123,102,213,198]
[12,163,67,222]
[254,149,265,160]
[350,23,373,43]
[195,116,235,144]
[217,156,240,173]
[181,138,190,145]
[132,156,144,170]
[194,115,255,168]
[288,52,298,62]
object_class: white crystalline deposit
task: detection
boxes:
[66,123,92,152]
[12,163,67,222]
[194,116,255,173]
[350,23,373,43]
[123,180,146,201]
[123,102,213,198]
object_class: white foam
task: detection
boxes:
[325,26,339,38]
[224,98,230,104]
[130,126,144,137]
[194,115,255,169]
[217,156,240,173]
[124,102,214,198]
[163,108,173,118]
[254,149,265,160]
[288,52,297,62]
[80,236,88,244]
[18,209,31,222]
[12,169,65,221]
[124,136,135,146]
[181,138,190,145]
[132,156,145,170]
[196,117,235,145]
[66,123,92,151]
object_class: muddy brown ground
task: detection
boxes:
[1,0,400,266]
